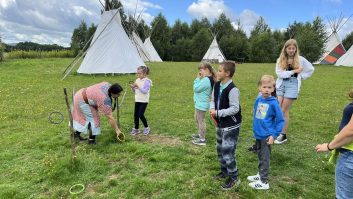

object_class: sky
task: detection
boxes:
[0,0,352,47]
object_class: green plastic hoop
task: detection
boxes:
[69,184,85,195]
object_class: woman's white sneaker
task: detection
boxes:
[247,173,260,182]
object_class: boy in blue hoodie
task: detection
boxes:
[247,75,285,190]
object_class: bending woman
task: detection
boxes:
[72,82,123,144]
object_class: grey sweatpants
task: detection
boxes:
[194,109,206,139]
[216,126,240,179]
[256,139,271,183]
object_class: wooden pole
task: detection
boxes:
[64,88,76,164]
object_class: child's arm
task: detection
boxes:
[209,87,215,111]
[274,103,285,138]
[138,80,151,94]
[299,56,315,80]
[275,59,295,79]
[217,88,240,117]
[193,78,210,93]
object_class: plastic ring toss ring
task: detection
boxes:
[48,111,64,124]
[69,184,85,195]
[117,133,125,142]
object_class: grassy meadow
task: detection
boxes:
[0,58,353,198]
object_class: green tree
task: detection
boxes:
[249,17,270,40]
[342,31,353,50]
[249,32,276,62]
[70,20,88,55]
[171,38,192,61]
[220,24,249,61]
[150,13,171,60]
[212,13,235,39]
[190,18,211,37]
[272,30,286,58]
[171,20,190,44]
[191,28,212,61]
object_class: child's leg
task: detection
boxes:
[216,128,227,174]
[195,109,206,139]
[137,103,148,127]
[257,139,271,183]
[221,127,240,179]
[134,102,140,129]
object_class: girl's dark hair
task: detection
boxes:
[349,89,353,99]
[137,65,150,75]
[108,83,123,111]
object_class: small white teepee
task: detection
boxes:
[131,32,152,62]
[144,37,162,62]
[77,9,145,74]
[335,45,353,67]
[202,36,226,63]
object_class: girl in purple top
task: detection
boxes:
[130,66,152,135]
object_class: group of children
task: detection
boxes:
[191,60,284,190]
[190,38,316,190]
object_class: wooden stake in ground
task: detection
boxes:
[64,88,76,164]
[116,97,120,129]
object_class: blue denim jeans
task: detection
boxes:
[336,150,353,199]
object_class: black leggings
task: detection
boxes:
[134,102,148,129]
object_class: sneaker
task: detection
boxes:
[213,172,227,180]
[74,131,87,141]
[192,138,206,146]
[247,173,260,182]
[191,134,200,139]
[88,139,96,145]
[143,127,150,135]
[248,180,270,190]
[221,177,241,190]
[274,133,287,144]
[248,144,257,153]
[130,128,139,136]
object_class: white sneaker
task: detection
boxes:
[274,133,287,144]
[248,180,270,190]
[247,173,260,182]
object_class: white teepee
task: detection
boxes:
[77,9,145,74]
[202,36,226,63]
[335,45,353,67]
[315,16,347,64]
[144,37,162,62]
[131,32,152,62]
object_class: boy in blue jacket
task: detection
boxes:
[247,75,285,190]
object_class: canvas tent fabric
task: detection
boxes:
[335,45,353,67]
[77,10,145,74]
[131,32,152,62]
[315,32,346,64]
[202,37,226,63]
[143,37,162,62]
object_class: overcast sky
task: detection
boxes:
[0,0,352,47]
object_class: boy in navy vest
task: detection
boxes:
[210,61,242,190]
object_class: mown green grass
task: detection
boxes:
[0,59,352,198]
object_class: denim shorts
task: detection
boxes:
[276,77,298,99]
[335,150,353,199]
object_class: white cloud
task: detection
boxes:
[337,18,353,42]
[187,0,231,21]
[120,0,162,24]
[73,6,95,17]
[230,9,261,37]
[0,0,16,9]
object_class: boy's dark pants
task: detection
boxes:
[256,139,271,183]
[216,126,240,179]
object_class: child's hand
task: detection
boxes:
[267,136,274,145]
[210,109,216,117]
[294,67,303,74]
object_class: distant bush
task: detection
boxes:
[6,50,75,59]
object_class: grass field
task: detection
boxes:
[0,58,353,198]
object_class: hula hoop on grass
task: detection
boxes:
[48,111,64,124]
[69,184,85,195]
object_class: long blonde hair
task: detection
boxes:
[278,39,300,70]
